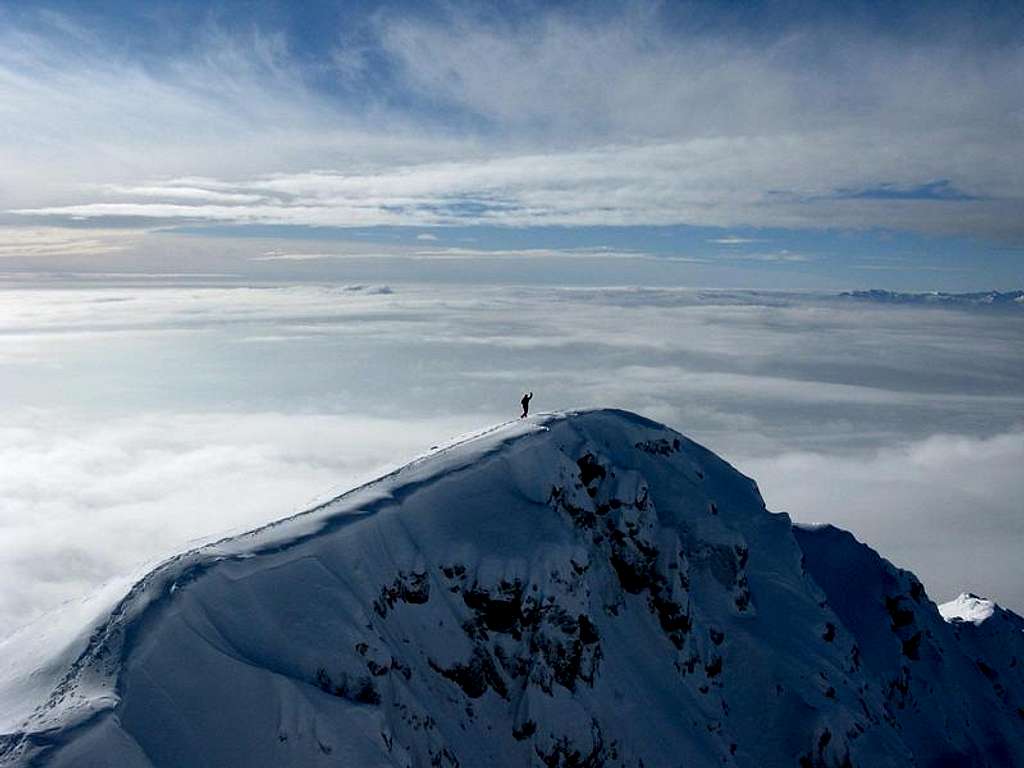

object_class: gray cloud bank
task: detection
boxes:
[1,7,1023,241]
[1,281,1021,634]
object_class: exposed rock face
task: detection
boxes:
[1,410,1021,767]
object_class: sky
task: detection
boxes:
[0,0,1022,288]
[0,1,1022,635]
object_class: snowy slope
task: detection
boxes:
[1,409,1021,767]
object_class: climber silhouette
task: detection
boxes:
[520,392,533,418]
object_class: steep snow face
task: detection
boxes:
[1,410,1022,768]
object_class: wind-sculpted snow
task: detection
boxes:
[1,410,1022,767]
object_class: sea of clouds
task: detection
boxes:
[1,281,1021,634]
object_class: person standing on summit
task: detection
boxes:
[520,392,533,418]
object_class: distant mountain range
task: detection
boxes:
[840,289,1024,307]
[2,410,1022,767]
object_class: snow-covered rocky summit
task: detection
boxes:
[938,592,1024,732]
[941,593,997,626]
[1,409,1022,767]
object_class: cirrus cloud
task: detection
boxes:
[2,5,1022,243]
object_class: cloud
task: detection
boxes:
[0,11,463,216]
[833,179,980,202]
[724,250,813,263]
[11,142,1023,239]
[0,410,489,636]
[245,245,663,262]
[368,7,1024,239]
[407,246,657,261]
[1,7,1022,241]
[251,252,345,262]
[99,183,266,204]
[0,228,138,258]
[708,236,763,245]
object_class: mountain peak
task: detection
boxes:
[939,592,997,625]
[2,410,1023,767]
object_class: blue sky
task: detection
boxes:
[0,0,1022,288]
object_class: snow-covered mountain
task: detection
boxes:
[1,410,1021,767]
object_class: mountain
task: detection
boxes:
[839,289,1024,308]
[938,593,1024,722]
[1,410,1021,767]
